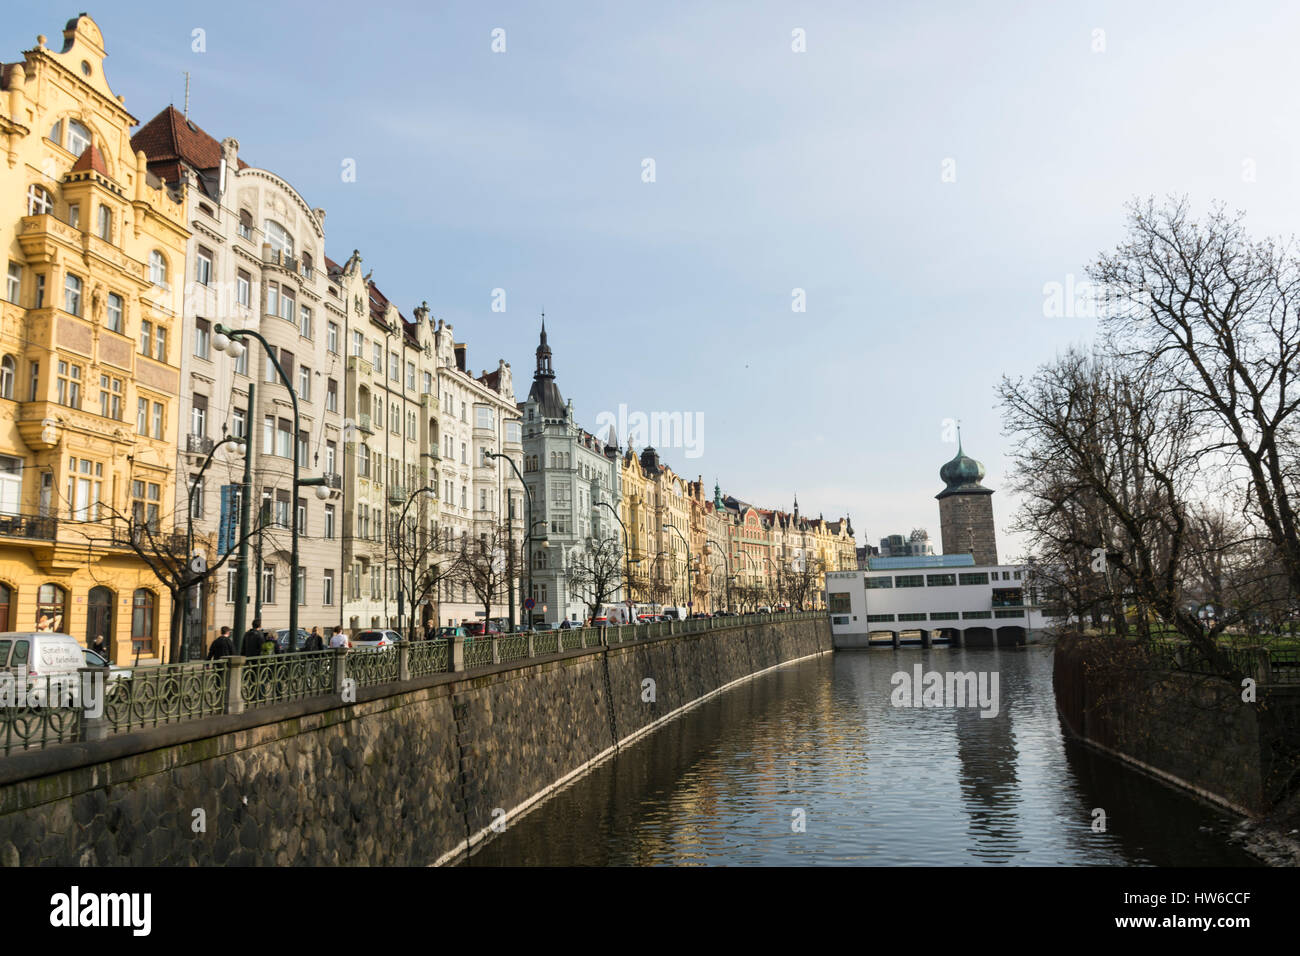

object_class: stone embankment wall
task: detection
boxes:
[0,617,830,865]
[1053,634,1300,816]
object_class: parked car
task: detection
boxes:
[82,648,132,698]
[588,615,608,627]
[435,626,467,639]
[0,632,84,706]
[273,628,311,653]
[465,621,503,636]
[351,628,401,650]
[557,619,583,630]
[756,606,773,614]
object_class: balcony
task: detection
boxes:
[357,413,373,434]
[324,472,342,490]
[111,522,187,555]
[186,433,214,456]
[347,355,373,376]
[388,484,408,504]
[0,513,57,540]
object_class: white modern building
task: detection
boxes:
[826,554,1056,648]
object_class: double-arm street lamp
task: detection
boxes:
[663,522,691,612]
[181,433,246,661]
[483,450,547,627]
[212,324,331,652]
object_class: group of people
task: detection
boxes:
[205,619,352,660]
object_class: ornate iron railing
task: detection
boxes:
[0,674,82,756]
[344,646,400,687]
[410,639,451,676]
[497,634,529,664]
[561,631,583,651]
[241,652,334,707]
[106,660,227,732]
[533,632,559,655]
[464,638,494,669]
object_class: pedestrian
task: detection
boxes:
[260,630,277,656]
[89,633,107,656]
[241,618,265,657]
[207,626,235,661]
[329,625,350,650]
[305,626,324,652]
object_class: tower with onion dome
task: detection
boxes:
[935,432,998,565]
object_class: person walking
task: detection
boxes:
[241,618,265,657]
[328,625,350,650]
[89,633,108,657]
[305,626,324,652]
[207,626,235,661]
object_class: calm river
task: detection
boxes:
[463,645,1258,866]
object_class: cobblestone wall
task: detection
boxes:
[0,617,830,866]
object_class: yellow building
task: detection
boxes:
[0,16,189,660]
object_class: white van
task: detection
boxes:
[0,632,85,706]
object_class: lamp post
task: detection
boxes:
[734,550,758,611]
[393,485,436,641]
[663,523,691,613]
[213,324,331,651]
[483,450,546,626]
[596,500,641,622]
[707,537,732,613]
[182,432,247,661]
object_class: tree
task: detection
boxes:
[452,520,518,625]
[389,507,455,641]
[566,534,623,623]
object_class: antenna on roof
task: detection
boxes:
[183,71,190,119]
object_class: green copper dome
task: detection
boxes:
[937,439,993,499]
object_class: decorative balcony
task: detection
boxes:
[388,484,408,504]
[324,472,342,490]
[186,433,214,456]
[0,513,57,540]
[357,413,373,434]
[111,522,187,555]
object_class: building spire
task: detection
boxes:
[535,315,554,380]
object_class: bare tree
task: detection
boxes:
[452,520,517,625]
[566,534,623,622]
[389,512,455,641]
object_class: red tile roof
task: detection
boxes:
[70,144,109,177]
[130,105,249,177]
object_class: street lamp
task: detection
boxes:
[706,538,732,613]
[483,450,547,626]
[182,432,246,661]
[663,522,691,613]
[596,501,641,622]
[213,323,332,651]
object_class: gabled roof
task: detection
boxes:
[131,105,248,196]
[70,144,109,177]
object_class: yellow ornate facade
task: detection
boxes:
[0,16,189,660]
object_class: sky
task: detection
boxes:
[14,0,1300,559]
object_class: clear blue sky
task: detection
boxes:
[15,1,1300,558]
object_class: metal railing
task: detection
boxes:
[0,610,825,757]
[0,513,57,540]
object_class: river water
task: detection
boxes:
[463,645,1258,866]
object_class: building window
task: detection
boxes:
[152,401,164,439]
[275,490,290,529]
[66,457,102,520]
[140,320,152,356]
[324,504,335,540]
[149,251,167,287]
[98,375,122,420]
[6,263,20,304]
[959,573,990,586]
[154,325,167,362]
[266,282,278,317]
[190,475,205,519]
[865,576,892,589]
[326,378,338,412]
[327,322,339,354]
[66,120,91,156]
[96,203,112,241]
[238,209,253,240]
[476,406,493,429]
[373,342,383,371]
[64,273,83,316]
[262,564,276,604]
[106,293,123,333]
[34,274,44,309]
[56,360,82,408]
[196,246,213,286]
[191,394,207,437]
[406,361,415,391]
[0,356,12,400]
[231,406,246,439]
[297,430,308,467]
[325,440,336,475]
[422,371,432,395]
[299,305,312,339]
[276,418,293,458]
[234,342,248,376]
[265,220,293,257]
[35,583,67,632]
[351,331,363,357]
[297,364,311,401]
[137,397,148,435]
[131,480,161,531]
[389,351,398,381]
[296,498,306,534]
[236,269,251,307]
[67,203,80,230]
[926,573,956,587]
[194,317,211,359]
[323,569,334,606]
[27,185,53,216]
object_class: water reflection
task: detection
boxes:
[461,646,1257,866]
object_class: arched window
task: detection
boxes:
[48,120,62,145]
[148,251,167,286]
[0,356,13,399]
[66,120,91,156]
[26,184,53,216]
[131,589,155,655]
[0,583,11,631]
[36,583,66,633]
[264,220,293,257]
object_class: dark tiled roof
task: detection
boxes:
[70,144,109,176]
[131,106,249,188]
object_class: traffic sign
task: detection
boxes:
[524,597,536,610]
